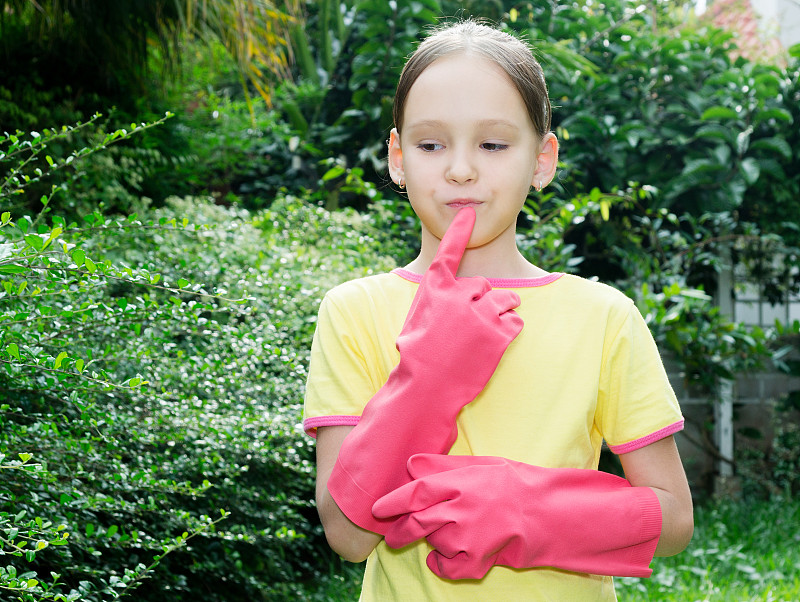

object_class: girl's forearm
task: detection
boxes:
[621,436,694,558]
[318,483,381,562]
[650,485,694,556]
[316,426,382,562]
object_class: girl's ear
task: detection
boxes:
[387,128,404,184]
[532,133,559,189]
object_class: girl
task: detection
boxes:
[303,20,693,600]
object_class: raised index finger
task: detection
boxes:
[429,207,476,278]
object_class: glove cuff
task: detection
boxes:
[328,453,393,534]
[624,485,663,577]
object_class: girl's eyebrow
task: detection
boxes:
[405,118,519,133]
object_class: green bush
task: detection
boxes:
[1,119,404,600]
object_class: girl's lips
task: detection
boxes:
[446,200,483,208]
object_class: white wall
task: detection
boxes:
[751,0,800,48]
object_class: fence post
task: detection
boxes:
[715,243,736,495]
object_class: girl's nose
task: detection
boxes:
[445,149,477,184]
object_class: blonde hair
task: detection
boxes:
[393,20,552,137]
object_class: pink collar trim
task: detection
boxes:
[391,268,565,288]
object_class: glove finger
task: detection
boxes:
[483,289,522,315]
[427,549,493,581]
[406,453,506,480]
[427,207,475,281]
[424,523,462,559]
[372,474,458,518]
[382,507,451,549]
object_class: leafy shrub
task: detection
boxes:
[273,0,441,202]
[1,118,403,600]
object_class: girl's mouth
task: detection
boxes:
[446,200,483,208]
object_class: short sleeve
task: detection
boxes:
[597,302,684,454]
[302,291,382,437]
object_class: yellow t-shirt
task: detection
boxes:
[304,269,684,601]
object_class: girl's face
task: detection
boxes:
[388,53,557,254]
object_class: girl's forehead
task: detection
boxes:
[417,52,509,81]
[409,55,516,100]
[403,54,526,125]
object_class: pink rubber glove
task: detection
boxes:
[328,207,524,533]
[373,453,662,579]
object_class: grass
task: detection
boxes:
[309,497,800,601]
[616,497,800,601]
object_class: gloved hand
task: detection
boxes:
[328,207,524,533]
[373,453,662,579]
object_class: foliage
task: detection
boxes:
[739,417,800,500]
[610,208,774,387]
[616,497,800,601]
[0,0,299,130]
[518,184,638,274]
[273,0,442,198]
[159,90,303,207]
[3,0,800,598]
[1,118,403,599]
[737,356,800,501]
[1,111,182,222]
[502,2,798,213]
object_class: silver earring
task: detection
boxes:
[398,177,405,190]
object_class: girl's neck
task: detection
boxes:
[405,229,548,279]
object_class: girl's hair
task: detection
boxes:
[393,20,552,137]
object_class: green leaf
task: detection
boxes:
[754,108,792,124]
[18,452,32,462]
[85,257,96,273]
[45,226,63,247]
[177,278,190,288]
[1,212,10,224]
[740,157,760,185]
[0,265,26,274]
[72,248,85,266]
[694,124,736,146]
[75,359,85,373]
[107,525,119,538]
[749,137,792,160]
[600,200,610,221]
[24,234,43,251]
[322,165,346,181]
[6,343,20,359]
[680,289,712,301]
[116,298,128,310]
[701,106,739,121]
[54,351,68,369]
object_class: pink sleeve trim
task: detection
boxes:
[608,419,685,454]
[303,415,361,438]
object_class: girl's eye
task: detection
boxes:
[481,142,508,152]
[418,142,443,152]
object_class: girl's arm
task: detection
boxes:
[372,434,693,580]
[315,425,382,562]
[619,435,694,556]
